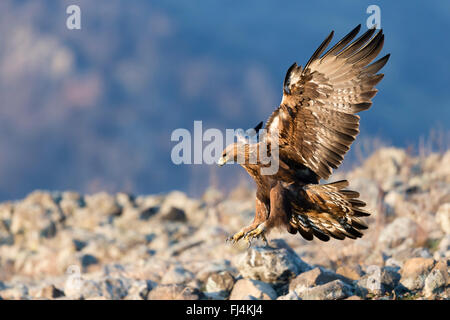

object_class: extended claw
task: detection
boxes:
[244,222,266,243]
[226,230,245,244]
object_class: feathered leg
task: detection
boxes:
[244,182,292,244]
[227,196,269,244]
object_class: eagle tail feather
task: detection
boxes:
[290,180,370,241]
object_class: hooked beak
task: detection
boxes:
[217,156,227,167]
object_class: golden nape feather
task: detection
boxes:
[289,180,370,241]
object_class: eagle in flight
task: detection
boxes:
[217,25,389,244]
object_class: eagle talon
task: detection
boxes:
[226,230,245,244]
[244,223,267,244]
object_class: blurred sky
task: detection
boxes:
[0,0,449,200]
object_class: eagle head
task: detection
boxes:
[217,143,238,166]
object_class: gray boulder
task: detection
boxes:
[236,239,310,284]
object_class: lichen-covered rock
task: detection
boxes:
[289,267,352,292]
[229,279,277,300]
[399,257,435,291]
[356,265,401,296]
[205,271,235,299]
[423,260,449,297]
[147,284,203,300]
[236,240,310,284]
[276,291,301,300]
[294,280,354,300]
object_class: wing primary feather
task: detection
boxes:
[363,54,390,74]
[347,30,384,64]
[304,31,334,71]
[337,28,376,59]
[321,24,361,59]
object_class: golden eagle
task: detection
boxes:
[217,25,389,244]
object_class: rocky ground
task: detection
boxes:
[0,147,449,300]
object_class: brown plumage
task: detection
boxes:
[218,25,389,244]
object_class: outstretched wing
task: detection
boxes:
[265,25,389,180]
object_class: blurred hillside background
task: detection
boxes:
[0,0,449,201]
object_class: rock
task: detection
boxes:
[202,188,224,205]
[0,222,14,245]
[139,206,159,220]
[115,193,135,208]
[294,280,354,300]
[147,284,203,300]
[1,149,448,301]
[276,291,301,300]
[345,295,363,300]
[125,280,152,300]
[80,254,99,269]
[436,203,450,234]
[40,221,57,238]
[205,271,235,299]
[161,206,187,222]
[10,191,64,242]
[378,217,426,249]
[424,260,449,297]
[84,192,121,217]
[336,265,364,281]
[356,265,400,296]
[365,249,387,266]
[196,260,237,283]
[160,266,194,285]
[399,257,435,291]
[385,247,432,269]
[73,239,88,251]
[236,240,310,284]
[435,235,450,259]
[59,191,85,216]
[159,191,205,225]
[383,190,405,216]
[34,284,65,299]
[0,283,30,299]
[359,148,408,190]
[65,279,103,299]
[229,279,277,300]
[66,192,121,229]
[101,278,129,300]
[289,267,352,292]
